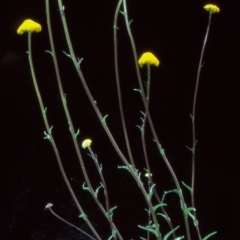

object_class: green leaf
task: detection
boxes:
[189,212,198,226]
[182,181,193,195]
[108,206,117,219]
[190,113,194,122]
[202,231,217,240]
[82,182,91,193]
[74,129,80,139]
[108,230,116,240]
[118,165,129,170]
[136,125,144,133]
[138,223,160,238]
[79,213,88,220]
[102,114,109,125]
[133,88,142,94]
[94,183,103,197]
[45,50,53,56]
[162,189,179,203]
[147,184,155,200]
[157,213,170,222]
[184,207,196,217]
[163,226,180,240]
[153,203,168,212]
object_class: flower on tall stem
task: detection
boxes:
[82,139,92,149]
[204,4,220,13]
[17,19,42,35]
[138,52,160,67]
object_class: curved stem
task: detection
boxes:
[113,0,135,168]
[45,1,124,239]
[191,11,212,240]
[88,147,117,240]
[27,31,101,240]
[57,1,162,238]
[141,65,176,238]
[121,0,191,239]
[46,204,96,240]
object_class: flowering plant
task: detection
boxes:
[17,1,220,240]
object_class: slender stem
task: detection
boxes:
[46,0,123,238]
[27,31,100,240]
[121,1,191,239]
[88,147,117,240]
[113,0,135,168]
[46,204,96,240]
[45,1,114,239]
[191,11,212,240]
[141,65,175,238]
[57,1,162,238]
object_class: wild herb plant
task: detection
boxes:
[17,1,220,239]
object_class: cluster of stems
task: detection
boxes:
[23,0,218,239]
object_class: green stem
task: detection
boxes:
[141,65,175,238]
[57,1,162,238]
[121,0,191,239]
[45,1,111,239]
[113,0,135,169]
[88,147,117,240]
[27,31,100,240]
[191,11,213,240]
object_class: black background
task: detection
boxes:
[1,0,239,239]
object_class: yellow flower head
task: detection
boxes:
[82,139,92,149]
[145,172,152,178]
[204,4,220,13]
[138,52,160,67]
[17,19,42,35]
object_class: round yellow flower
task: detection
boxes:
[82,139,92,149]
[204,4,220,13]
[138,52,160,67]
[17,19,42,35]
[145,172,152,178]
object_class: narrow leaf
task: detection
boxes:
[202,231,217,240]
[163,226,180,240]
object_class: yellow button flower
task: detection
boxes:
[17,19,42,35]
[82,139,92,149]
[138,52,160,67]
[145,172,152,178]
[204,4,220,13]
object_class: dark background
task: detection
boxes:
[1,0,238,239]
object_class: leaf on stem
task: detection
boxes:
[188,212,198,227]
[62,51,72,59]
[163,226,180,240]
[108,206,117,220]
[147,184,156,200]
[82,182,91,193]
[74,129,80,139]
[182,181,193,195]
[79,213,88,220]
[108,230,117,240]
[202,231,217,240]
[94,183,103,197]
[102,114,109,125]
[156,213,170,222]
[183,207,196,217]
[138,223,159,238]
[133,88,142,94]
[153,203,168,212]
[45,50,53,56]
